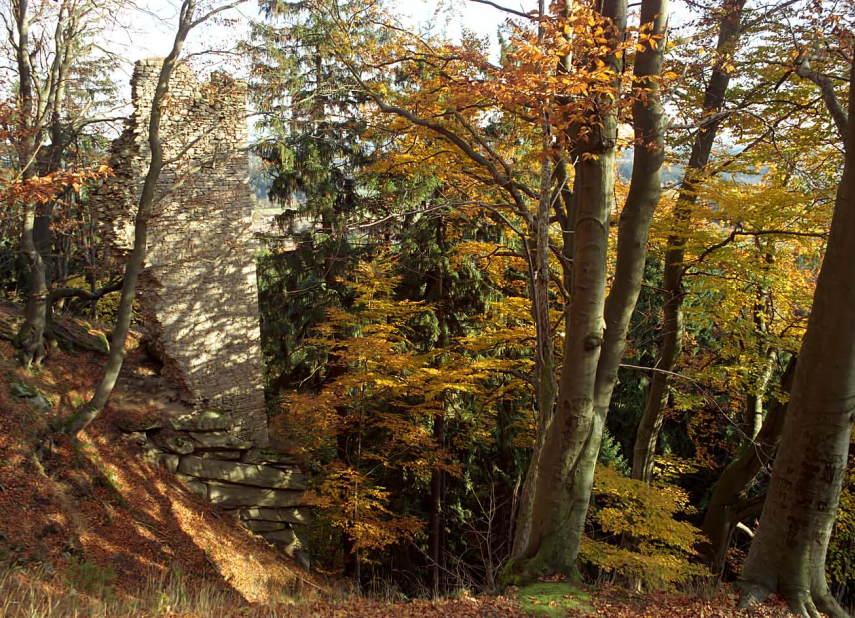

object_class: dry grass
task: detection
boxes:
[0,562,294,617]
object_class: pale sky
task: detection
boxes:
[98,0,508,131]
[107,0,508,77]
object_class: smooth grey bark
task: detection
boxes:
[511,0,576,563]
[742,261,776,440]
[700,356,795,574]
[738,55,855,618]
[510,0,562,568]
[13,0,114,365]
[13,0,48,368]
[511,0,668,579]
[33,5,72,292]
[632,0,747,483]
[65,0,198,437]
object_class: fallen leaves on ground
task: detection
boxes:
[571,586,799,618]
[269,596,526,617]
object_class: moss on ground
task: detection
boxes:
[516,581,595,617]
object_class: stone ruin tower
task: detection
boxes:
[91,61,311,560]
[96,60,269,447]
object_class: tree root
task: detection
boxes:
[738,581,771,609]
[813,590,850,618]
[18,339,46,369]
[784,591,823,618]
[740,581,850,618]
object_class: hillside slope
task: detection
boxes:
[0,304,326,615]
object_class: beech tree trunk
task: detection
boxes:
[738,56,855,618]
[13,0,48,368]
[510,0,568,564]
[632,0,748,483]
[510,0,667,579]
[66,0,198,437]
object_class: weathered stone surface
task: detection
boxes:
[177,456,307,490]
[10,382,52,412]
[176,474,208,498]
[158,453,180,474]
[241,448,297,466]
[189,432,252,451]
[196,450,242,461]
[242,520,287,533]
[238,507,312,526]
[124,431,148,447]
[165,409,232,432]
[261,528,296,546]
[294,550,311,570]
[151,429,195,455]
[116,411,163,433]
[92,60,269,447]
[10,382,39,398]
[26,394,52,412]
[206,482,304,509]
[262,527,306,558]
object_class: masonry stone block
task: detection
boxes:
[177,455,308,489]
[206,482,305,509]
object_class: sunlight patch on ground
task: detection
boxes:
[515,581,595,617]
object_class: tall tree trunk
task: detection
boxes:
[65,0,198,437]
[509,0,561,567]
[744,274,776,439]
[738,56,855,618]
[13,0,48,368]
[632,0,748,483]
[700,356,795,574]
[429,218,448,597]
[510,0,668,579]
[745,347,776,440]
[428,411,446,596]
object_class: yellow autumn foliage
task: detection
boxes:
[580,464,710,590]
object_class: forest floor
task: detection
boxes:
[0,303,803,617]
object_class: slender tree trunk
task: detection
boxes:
[565,0,670,572]
[33,205,54,288]
[429,221,448,597]
[632,0,747,483]
[700,356,795,573]
[510,0,668,579]
[745,348,776,440]
[13,0,48,368]
[738,56,855,618]
[492,399,515,585]
[744,278,776,439]
[18,205,47,366]
[509,0,560,566]
[65,0,197,437]
[429,411,446,596]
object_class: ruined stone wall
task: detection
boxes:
[95,59,268,446]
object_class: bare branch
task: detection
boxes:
[466,0,532,20]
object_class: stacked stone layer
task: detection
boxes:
[118,402,310,562]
